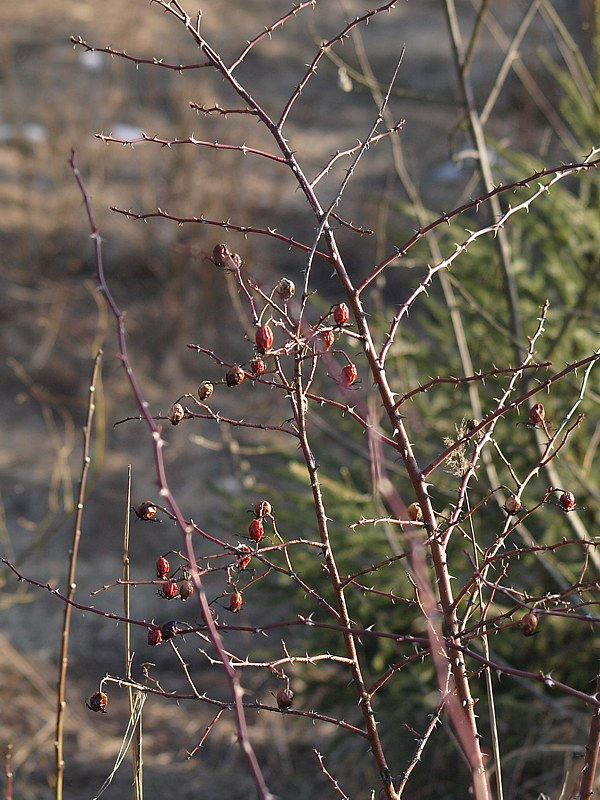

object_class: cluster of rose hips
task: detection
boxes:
[155,555,195,601]
[140,499,273,648]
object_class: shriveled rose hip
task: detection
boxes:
[248,518,264,542]
[255,324,274,354]
[320,330,334,351]
[230,590,243,613]
[341,363,358,387]
[333,303,350,325]
[250,355,266,376]
[559,490,575,512]
[529,403,545,426]
[226,365,245,387]
[147,627,162,646]
[155,556,170,578]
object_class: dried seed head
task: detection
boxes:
[250,355,266,376]
[529,403,545,426]
[147,627,162,646]
[161,580,179,599]
[230,590,243,613]
[559,491,576,512]
[86,690,108,713]
[520,611,539,637]
[212,243,231,267]
[277,277,296,302]
[155,556,170,578]
[407,502,423,522]
[136,501,157,521]
[333,303,350,326]
[255,324,274,354]
[341,363,358,387]
[161,620,180,640]
[226,365,245,387]
[320,330,335,352]
[248,518,264,542]
[168,402,185,425]
[504,494,522,516]
[255,500,272,518]
[179,579,194,601]
[198,381,214,401]
[276,687,294,710]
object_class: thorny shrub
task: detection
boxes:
[2,3,600,800]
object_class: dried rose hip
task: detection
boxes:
[179,579,194,600]
[320,330,334,351]
[255,500,272,518]
[147,627,162,646]
[160,580,178,599]
[333,303,350,325]
[230,590,243,613]
[277,278,295,301]
[276,687,294,710]
[529,403,545,426]
[250,355,266,376]
[212,243,230,267]
[86,690,108,713]
[226,365,245,387]
[198,381,214,401]
[237,545,252,570]
[248,518,264,542]
[520,612,539,637]
[168,402,185,425]
[341,363,358,387]
[161,620,180,640]
[135,501,157,521]
[559,491,576,512]
[156,556,170,578]
[255,324,274,354]
[503,494,522,515]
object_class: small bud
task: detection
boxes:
[198,381,214,401]
[407,502,423,522]
[520,611,539,637]
[276,687,294,710]
[226,365,245,387]
[333,303,350,325]
[168,402,185,425]
[277,278,296,302]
